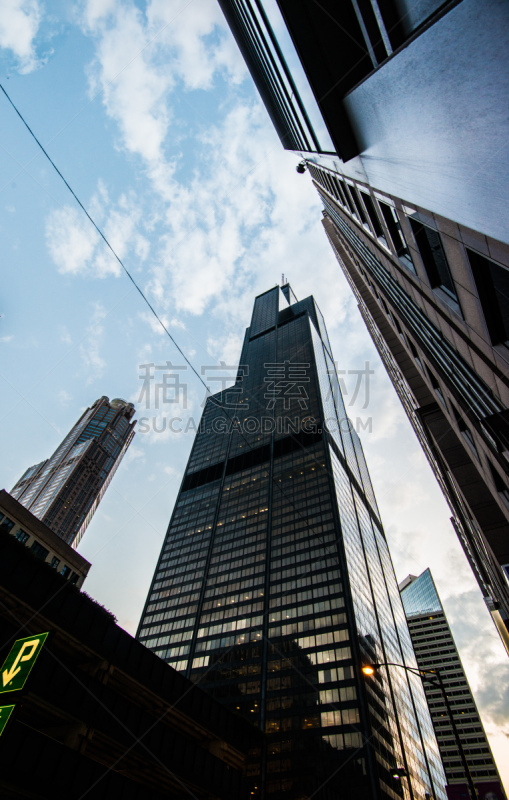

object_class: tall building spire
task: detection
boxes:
[11,396,135,547]
[137,287,446,799]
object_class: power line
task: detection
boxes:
[0,83,210,396]
[0,82,359,584]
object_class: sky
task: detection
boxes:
[0,0,507,787]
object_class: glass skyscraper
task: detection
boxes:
[11,396,136,546]
[400,570,505,798]
[217,0,509,652]
[137,286,446,800]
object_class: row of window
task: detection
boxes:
[369,275,509,497]
[309,164,414,267]
[0,514,79,583]
[313,163,509,347]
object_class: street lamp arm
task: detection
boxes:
[369,662,442,688]
[363,661,477,800]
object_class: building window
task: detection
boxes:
[426,366,446,407]
[409,219,460,310]
[15,529,29,545]
[61,564,72,579]
[451,405,479,460]
[394,317,405,340]
[408,340,423,370]
[466,248,509,346]
[0,516,15,534]
[339,179,357,217]
[381,298,392,320]
[360,192,385,241]
[50,556,60,569]
[488,462,509,509]
[30,540,49,560]
[334,178,349,208]
[378,201,415,271]
[70,572,79,585]
[346,184,369,228]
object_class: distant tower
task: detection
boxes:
[11,396,135,546]
[400,569,506,798]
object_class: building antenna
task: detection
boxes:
[281,273,285,285]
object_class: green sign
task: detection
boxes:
[0,632,49,694]
[0,705,15,736]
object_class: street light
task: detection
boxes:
[362,662,477,800]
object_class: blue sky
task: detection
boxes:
[0,0,507,783]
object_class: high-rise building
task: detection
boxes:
[400,569,506,799]
[315,169,509,654]
[217,0,509,649]
[11,396,135,547]
[137,286,446,800]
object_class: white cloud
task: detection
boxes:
[0,0,42,73]
[82,0,175,187]
[81,0,247,198]
[46,205,99,275]
[80,302,107,383]
[0,334,14,343]
[60,326,72,345]
[57,389,72,406]
[147,0,242,90]
[45,187,148,278]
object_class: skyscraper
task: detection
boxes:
[217,0,509,649]
[11,396,135,547]
[137,286,446,800]
[400,570,506,799]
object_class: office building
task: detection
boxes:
[0,529,259,800]
[0,489,90,586]
[137,286,446,800]
[400,570,506,799]
[11,396,136,547]
[217,0,509,648]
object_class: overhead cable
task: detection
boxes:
[0,83,210,395]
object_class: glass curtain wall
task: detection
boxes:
[137,287,446,800]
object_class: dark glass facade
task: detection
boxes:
[11,396,136,546]
[137,287,446,800]
[216,0,509,655]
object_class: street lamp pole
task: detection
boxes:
[362,662,478,800]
